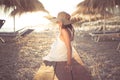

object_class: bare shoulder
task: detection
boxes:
[61,28,69,36]
[60,28,71,43]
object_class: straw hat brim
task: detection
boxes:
[50,18,74,25]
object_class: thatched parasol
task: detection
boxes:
[0,0,48,16]
[0,0,49,32]
[72,0,120,22]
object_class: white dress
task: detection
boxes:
[43,36,74,62]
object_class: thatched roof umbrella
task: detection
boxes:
[72,0,120,22]
[71,1,99,22]
[0,0,48,16]
[0,0,48,32]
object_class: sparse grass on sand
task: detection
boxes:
[0,26,120,80]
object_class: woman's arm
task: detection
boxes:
[61,28,72,66]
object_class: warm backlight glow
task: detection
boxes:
[0,11,50,32]
[40,0,83,16]
[0,0,84,32]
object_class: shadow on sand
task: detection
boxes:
[34,59,92,80]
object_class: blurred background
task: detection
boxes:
[0,0,119,32]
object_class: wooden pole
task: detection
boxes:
[13,6,16,32]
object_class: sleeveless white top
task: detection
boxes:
[43,36,74,62]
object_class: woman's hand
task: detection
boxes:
[65,64,72,72]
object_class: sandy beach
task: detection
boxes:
[0,24,120,80]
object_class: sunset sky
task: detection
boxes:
[40,0,83,16]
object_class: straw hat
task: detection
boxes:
[52,11,74,25]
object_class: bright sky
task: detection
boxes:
[40,0,83,16]
[1,0,84,32]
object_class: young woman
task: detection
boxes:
[42,11,90,80]
[43,11,75,80]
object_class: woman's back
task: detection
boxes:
[43,36,68,61]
